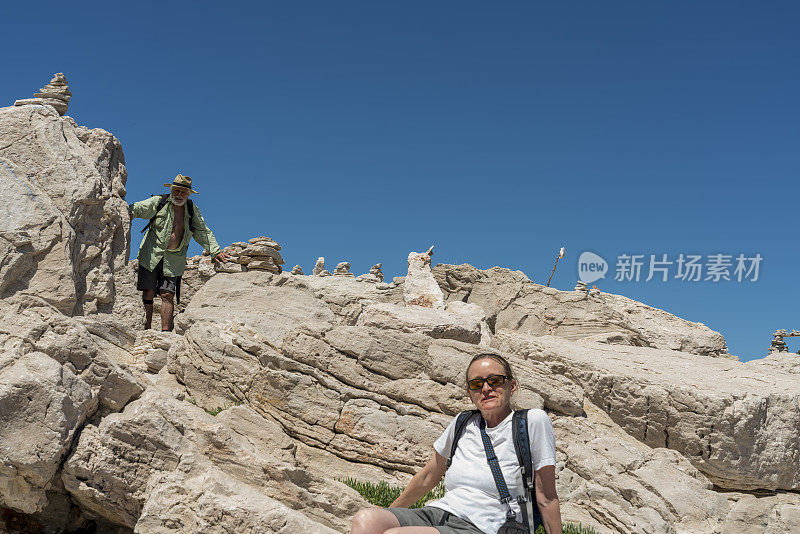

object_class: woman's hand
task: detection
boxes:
[534,465,562,534]
[390,451,447,508]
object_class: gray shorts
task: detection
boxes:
[137,260,178,295]
[388,506,484,534]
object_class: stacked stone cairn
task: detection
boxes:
[313,257,331,277]
[356,263,384,283]
[15,73,72,116]
[334,262,354,276]
[237,236,284,273]
[574,280,589,293]
[290,265,303,275]
[768,329,800,353]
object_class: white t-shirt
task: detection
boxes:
[426,409,556,534]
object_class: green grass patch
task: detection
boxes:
[339,478,444,509]
[341,478,597,534]
[204,400,243,416]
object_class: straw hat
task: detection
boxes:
[163,174,198,194]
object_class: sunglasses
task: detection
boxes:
[467,374,509,391]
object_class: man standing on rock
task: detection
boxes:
[129,174,230,331]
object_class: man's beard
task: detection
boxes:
[170,193,187,206]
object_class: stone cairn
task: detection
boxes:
[290,265,303,275]
[574,280,588,293]
[313,257,331,277]
[371,263,384,282]
[236,237,284,273]
[15,73,72,116]
[356,263,384,283]
[189,237,285,275]
[769,329,800,353]
[334,262,354,277]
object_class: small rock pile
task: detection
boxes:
[236,237,285,273]
[356,263,384,283]
[334,262,354,276]
[313,257,331,276]
[15,73,72,116]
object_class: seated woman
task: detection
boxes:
[351,353,562,534]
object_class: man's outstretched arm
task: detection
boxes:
[190,204,228,262]
[129,196,161,220]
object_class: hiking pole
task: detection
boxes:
[546,247,565,287]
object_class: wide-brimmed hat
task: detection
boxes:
[163,174,198,194]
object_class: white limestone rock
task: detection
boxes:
[403,247,444,309]
[492,330,800,491]
[357,301,481,344]
[0,104,129,315]
[433,263,727,357]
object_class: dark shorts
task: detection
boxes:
[388,506,484,534]
[137,260,179,295]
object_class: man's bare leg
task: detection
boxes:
[159,290,174,331]
[143,289,155,329]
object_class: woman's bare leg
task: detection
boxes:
[351,508,440,534]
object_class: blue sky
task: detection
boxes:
[2,1,797,361]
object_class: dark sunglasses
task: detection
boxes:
[467,374,509,391]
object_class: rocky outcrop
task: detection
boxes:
[492,330,800,491]
[0,297,143,516]
[0,104,129,315]
[433,263,728,357]
[2,100,799,534]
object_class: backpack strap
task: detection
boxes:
[140,195,196,234]
[447,409,479,467]
[512,409,542,532]
[186,198,195,233]
[140,194,170,234]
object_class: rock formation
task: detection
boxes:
[238,236,284,273]
[334,262,354,276]
[313,256,331,276]
[371,263,384,281]
[291,264,303,275]
[404,246,445,309]
[356,263,384,283]
[1,100,799,534]
[14,73,72,116]
[0,103,129,315]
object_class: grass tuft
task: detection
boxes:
[339,478,444,509]
[340,478,598,534]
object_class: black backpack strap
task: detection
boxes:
[141,194,170,234]
[186,198,195,233]
[512,409,542,532]
[447,410,479,467]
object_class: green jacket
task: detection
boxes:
[131,195,221,277]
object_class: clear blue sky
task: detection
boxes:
[3,1,797,361]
